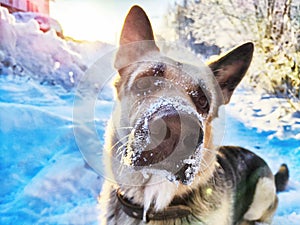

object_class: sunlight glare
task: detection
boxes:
[50,2,118,43]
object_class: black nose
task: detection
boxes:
[133,109,203,167]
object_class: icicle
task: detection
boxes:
[143,194,152,223]
[143,208,148,223]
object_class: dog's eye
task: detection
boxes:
[194,96,209,113]
[132,78,155,94]
[132,77,164,94]
[199,96,208,109]
[134,79,152,90]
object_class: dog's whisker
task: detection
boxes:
[115,126,133,130]
[110,134,131,151]
[115,138,130,154]
[116,142,128,156]
[200,160,210,173]
[201,147,215,153]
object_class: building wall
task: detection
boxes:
[0,0,49,14]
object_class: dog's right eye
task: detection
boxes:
[133,79,152,91]
[132,77,163,94]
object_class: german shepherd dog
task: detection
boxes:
[99,5,289,225]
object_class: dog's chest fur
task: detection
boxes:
[100,146,273,225]
[101,172,233,225]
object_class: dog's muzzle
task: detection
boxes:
[133,108,203,166]
[127,99,204,184]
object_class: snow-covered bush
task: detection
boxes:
[170,0,300,100]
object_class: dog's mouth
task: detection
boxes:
[122,97,205,185]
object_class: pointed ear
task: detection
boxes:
[208,42,254,104]
[115,5,159,71]
[119,5,157,46]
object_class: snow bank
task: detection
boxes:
[0,6,111,224]
[0,6,112,90]
[0,75,106,224]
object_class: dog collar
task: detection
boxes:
[116,189,193,222]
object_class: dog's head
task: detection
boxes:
[105,6,253,186]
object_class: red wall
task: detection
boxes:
[0,0,49,14]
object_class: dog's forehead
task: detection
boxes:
[128,55,212,88]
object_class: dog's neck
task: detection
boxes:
[115,164,217,222]
[116,188,192,222]
[117,175,181,212]
[117,162,216,212]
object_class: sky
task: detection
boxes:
[50,0,176,44]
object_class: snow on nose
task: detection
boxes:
[132,107,204,169]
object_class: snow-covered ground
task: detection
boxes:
[1,6,299,225]
[224,88,300,224]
